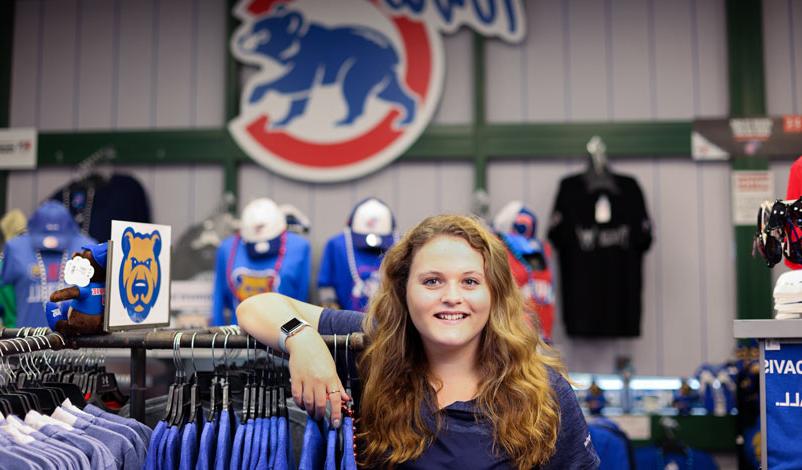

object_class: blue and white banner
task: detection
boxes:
[764,341,802,469]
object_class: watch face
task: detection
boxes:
[282,318,304,334]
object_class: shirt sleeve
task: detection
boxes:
[317,308,364,335]
[547,179,570,251]
[211,241,232,326]
[542,369,600,470]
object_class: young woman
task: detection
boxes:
[237,214,599,469]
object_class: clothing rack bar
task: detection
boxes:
[0,328,366,353]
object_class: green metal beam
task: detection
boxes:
[32,120,699,167]
[472,33,487,190]
[37,129,245,165]
[0,0,15,213]
[727,0,772,321]
[223,0,240,201]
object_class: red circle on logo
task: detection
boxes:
[244,14,432,168]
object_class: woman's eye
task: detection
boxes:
[423,278,440,286]
[464,278,479,286]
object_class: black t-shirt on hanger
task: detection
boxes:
[548,172,652,337]
[51,173,151,243]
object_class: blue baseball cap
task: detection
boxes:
[347,198,396,250]
[28,201,79,251]
[81,242,108,267]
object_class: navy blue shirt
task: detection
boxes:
[318,308,600,469]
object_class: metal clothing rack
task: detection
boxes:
[0,327,365,423]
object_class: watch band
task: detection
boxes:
[279,317,310,353]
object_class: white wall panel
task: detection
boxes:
[195,0,226,126]
[155,0,194,127]
[566,0,609,121]
[9,0,42,128]
[610,0,653,120]
[653,0,694,119]
[520,0,568,122]
[763,0,801,115]
[432,29,473,125]
[38,0,78,130]
[76,0,115,129]
[487,0,726,123]
[115,0,156,128]
[695,0,728,117]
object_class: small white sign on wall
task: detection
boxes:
[0,128,37,169]
[105,220,172,331]
[732,171,774,226]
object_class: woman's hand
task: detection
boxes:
[287,328,351,427]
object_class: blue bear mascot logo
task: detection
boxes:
[236,8,417,127]
[119,227,162,323]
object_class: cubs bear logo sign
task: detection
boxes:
[229,0,525,182]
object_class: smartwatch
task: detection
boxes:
[279,317,311,353]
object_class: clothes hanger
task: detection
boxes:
[583,136,619,193]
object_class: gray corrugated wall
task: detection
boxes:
[5,0,800,375]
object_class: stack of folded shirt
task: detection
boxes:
[773,270,802,319]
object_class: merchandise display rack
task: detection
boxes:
[0,327,365,423]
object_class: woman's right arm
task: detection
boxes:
[237,292,350,427]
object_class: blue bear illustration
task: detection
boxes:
[238,9,417,127]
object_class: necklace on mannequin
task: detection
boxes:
[62,185,95,234]
[34,249,69,310]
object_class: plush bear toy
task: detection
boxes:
[45,243,107,336]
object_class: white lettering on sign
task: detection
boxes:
[764,359,802,375]
[775,392,802,407]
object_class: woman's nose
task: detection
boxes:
[441,282,463,304]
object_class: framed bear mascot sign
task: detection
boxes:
[104,220,172,331]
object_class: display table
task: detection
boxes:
[734,319,802,469]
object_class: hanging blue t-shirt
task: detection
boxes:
[255,416,270,470]
[317,231,385,311]
[0,433,58,470]
[62,406,146,466]
[324,425,337,470]
[240,419,255,470]
[274,416,292,470]
[197,418,218,470]
[214,409,233,470]
[145,420,168,470]
[25,427,92,470]
[299,416,327,469]
[634,446,717,470]
[163,425,181,470]
[2,233,95,327]
[268,415,279,469]
[211,233,311,325]
[179,421,198,470]
[0,446,45,470]
[229,418,247,470]
[84,403,153,444]
[340,416,357,470]
[588,420,631,470]
[39,424,117,470]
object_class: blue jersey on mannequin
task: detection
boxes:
[2,236,94,327]
[318,231,385,311]
[211,232,310,325]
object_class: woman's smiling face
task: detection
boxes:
[405,235,492,356]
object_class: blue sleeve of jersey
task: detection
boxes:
[1,246,20,284]
[298,241,311,302]
[317,308,364,335]
[542,368,601,470]
[211,241,232,326]
[317,238,336,288]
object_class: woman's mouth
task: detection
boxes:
[434,312,469,320]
